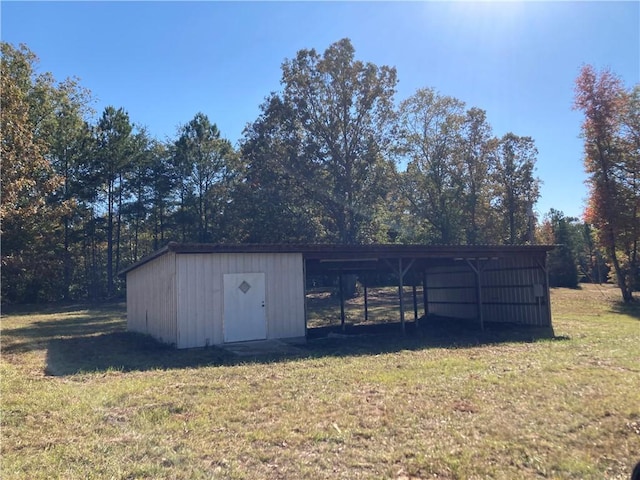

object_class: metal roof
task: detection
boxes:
[120,242,555,276]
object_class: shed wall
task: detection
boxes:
[175,252,305,348]
[126,251,177,344]
[426,255,551,326]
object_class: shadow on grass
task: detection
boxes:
[1,302,125,317]
[45,332,234,376]
[305,316,558,357]
[3,302,559,376]
[2,305,126,355]
[610,300,640,320]
[40,316,558,377]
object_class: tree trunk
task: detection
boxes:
[115,173,123,290]
[63,216,71,300]
[62,155,71,301]
[107,181,114,298]
[607,241,633,302]
[340,273,358,299]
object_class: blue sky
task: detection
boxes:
[2,1,638,219]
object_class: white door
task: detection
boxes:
[223,272,267,343]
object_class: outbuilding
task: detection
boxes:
[120,243,555,348]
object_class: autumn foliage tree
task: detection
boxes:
[1,43,69,301]
[574,65,639,302]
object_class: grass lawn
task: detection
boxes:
[1,284,639,479]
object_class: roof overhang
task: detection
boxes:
[119,242,555,277]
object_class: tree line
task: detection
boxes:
[1,40,637,303]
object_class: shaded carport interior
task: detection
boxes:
[301,244,556,336]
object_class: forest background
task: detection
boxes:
[1,39,638,303]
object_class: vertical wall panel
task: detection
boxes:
[126,252,177,345]
[176,254,219,348]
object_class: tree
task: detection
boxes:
[238,94,326,243]
[579,222,609,284]
[395,88,466,244]
[174,113,237,243]
[279,38,398,244]
[94,106,134,297]
[43,79,94,300]
[1,43,71,301]
[129,139,175,252]
[147,141,178,250]
[621,85,640,291]
[458,107,499,244]
[493,133,540,245]
[121,129,156,263]
[574,65,639,302]
[539,209,579,288]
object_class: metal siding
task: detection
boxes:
[426,266,477,319]
[176,254,219,348]
[175,252,305,348]
[126,252,177,345]
[425,254,551,326]
[266,253,306,340]
[481,256,549,326]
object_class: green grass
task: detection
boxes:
[1,284,639,479]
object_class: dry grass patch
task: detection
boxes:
[1,284,639,479]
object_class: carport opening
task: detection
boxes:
[305,275,427,332]
[304,256,428,336]
[303,249,554,339]
[304,257,473,339]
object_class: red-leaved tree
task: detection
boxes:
[574,65,639,302]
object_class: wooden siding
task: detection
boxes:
[425,255,551,326]
[126,251,177,344]
[175,252,305,348]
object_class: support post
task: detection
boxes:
[536,257,554,334]
[422,270,428,320]
[466,259,484,331]
[363,277,369,323]
[303,259,308,339]
[477,265,484,331]
[398,258,405,334]
[339,270,345,331]
[383,258,415,335]
[544,257,554,335]
[412,284,418,321]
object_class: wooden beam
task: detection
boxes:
[402,258,416,277]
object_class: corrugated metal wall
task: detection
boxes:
[175,252,305,348]
[425,254,551,326]
[426,265,478,320]
[126,251,177,344]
